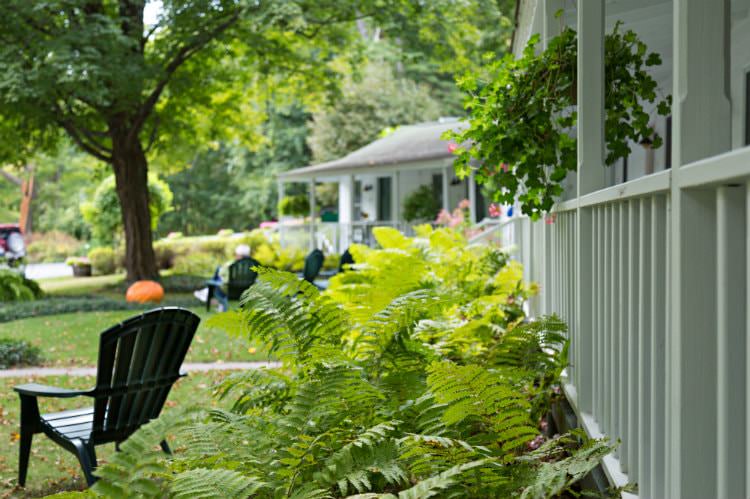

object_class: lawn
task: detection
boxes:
[0,371,233,498]
[0,309,267,366]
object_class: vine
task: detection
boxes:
[446,23,671,218]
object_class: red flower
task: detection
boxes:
[488,203,501,218]
[447,143,458,153]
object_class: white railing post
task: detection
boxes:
[309,177,317,251]
[575,0,606,415]
[670,0,732,497]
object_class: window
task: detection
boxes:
[377,177,392,221]
[746,71,750,146]
[353,180,362,221]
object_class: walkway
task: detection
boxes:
[0,361,280,378]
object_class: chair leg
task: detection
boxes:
[18,430,32,487]
[72,440,97,486]
[160,439,172,455]
[17,394,39,487]
[206,285,214,312]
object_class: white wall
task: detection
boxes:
[732,13,750,149]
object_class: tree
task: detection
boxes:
[0,0,399,280]
[81,174,173,247]
[309,63,442,162]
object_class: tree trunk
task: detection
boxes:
[111,130,159,282]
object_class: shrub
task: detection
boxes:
[0,271,43,302]
[91,228,611,498]
[217,229,233,237]
[323,252,339,270]
[402,184,441,222]
[0,338,42,368]
[172,252,219,276]
[0,295,198,324]
[278,194,309,217]
[88,247,119,275]
[26,231,84,263]
[153,244,176,270]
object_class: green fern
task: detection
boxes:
[170,468,265,498]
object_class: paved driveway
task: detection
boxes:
[24,262,72,280]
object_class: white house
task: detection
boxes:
[503,1,750,498]
[277,119,488,251]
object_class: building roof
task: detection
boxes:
[279,119,467,180]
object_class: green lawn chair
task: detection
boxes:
[14,308,200,486]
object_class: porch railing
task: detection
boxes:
[278,220,417,254]
[502,146,750,498]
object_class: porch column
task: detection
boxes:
[574,0,605,423]
[441,167,449,211]
[669,1,732,498]
[468,173,477,224]
[277,179,285,247]
[309,177,316,251]
[392,171,400,224]
[338,175,354,252]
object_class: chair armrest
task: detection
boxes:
[13,383,93,398]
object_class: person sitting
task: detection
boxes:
[193,244,253,312]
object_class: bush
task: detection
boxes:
[278,194,309,217]
[172,252,219,276]
[323,252,339,270]
[0,338,42,368]
[402,184,441,222]
[26,231,84,263]
[0,271,43,302]
[154,244,176,270]
[88,247,119,275]
[0,295,199,324]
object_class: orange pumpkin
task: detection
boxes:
[126,280,164,304]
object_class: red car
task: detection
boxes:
[0,224,26,267]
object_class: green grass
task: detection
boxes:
[0,371,233,498]
[0,309,267,366]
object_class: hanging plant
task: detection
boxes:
[446,23,671,219]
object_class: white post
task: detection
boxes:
[442,167,450,211]
[277,179,285,247]
[338,176,353,251]
[309,178,316,251]
[468,173,477,224]
[574,0,606,417]
[392,171,400,224]
[669,0,731,497]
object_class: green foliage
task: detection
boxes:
[173,253,221,277]
[309,64,442,162]
[0,337,42,368]
[279,195,311,217]
[26,231,85,263]
[0,295,197,324]
[0,271,42,302]
[94,228,611,498]
[402,185,441,222]
[80,175,173,246]
[448,25,671,219]
[87,247,119,275]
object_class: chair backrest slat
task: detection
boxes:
[92,308,200,441]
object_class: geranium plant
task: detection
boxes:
[446,23,671,219]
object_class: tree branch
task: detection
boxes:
[54,109,113,163]
[130,10,242,138]
[0,169,23,186]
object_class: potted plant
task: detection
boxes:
[446,22,671,219]
[66,256,92,277]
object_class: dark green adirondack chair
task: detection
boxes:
[205,257,259,311]
[227,257,260,300]
[14,307,200,487]
[303,249,324,283]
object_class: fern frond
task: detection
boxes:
[396,459,491,499]
[170,468,265,498]
[215,368,293,414]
